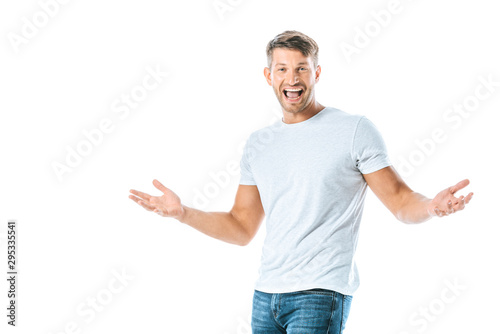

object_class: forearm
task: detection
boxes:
[177,205,250,246]
[395,191,433,224]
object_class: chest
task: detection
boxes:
[250,129,355,187]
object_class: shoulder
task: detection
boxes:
[244,117,283,145]
[353,115,384,135]
[321,107,367,132]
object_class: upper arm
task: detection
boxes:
[362,166,413,216]
[229,184,265,244]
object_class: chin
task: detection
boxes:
[279,98,307,113]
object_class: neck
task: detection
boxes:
[282,100,325,124]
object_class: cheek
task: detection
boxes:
[272,81,283,91]
[304,77,316,90]
[273,72,286,81]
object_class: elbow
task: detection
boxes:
[236,234,252,246]
[394,208,412,224]
[394,210,413,224]
[229,211,255,246]
[391,205,405,223]
[394,210,408,224]
[235,225,257,246]
[392,201,415,224]
[394,210,429,225]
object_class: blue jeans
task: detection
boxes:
[251,288,352,334]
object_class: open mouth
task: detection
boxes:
[283,87,304,102]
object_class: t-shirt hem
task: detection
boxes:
[359,161,392,175]
[239,180,257,186]
[254,283,358,297]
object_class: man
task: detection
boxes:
[129,31,473,333]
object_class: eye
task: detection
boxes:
[300,67,307,71]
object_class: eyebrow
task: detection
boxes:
[275,62,309,66]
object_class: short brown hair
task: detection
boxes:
[266,30,319,69]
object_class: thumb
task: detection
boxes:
[449,179,470,194]
[152,179,169,193]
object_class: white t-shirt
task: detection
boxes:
[239,106,391,296]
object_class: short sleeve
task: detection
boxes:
[239,136,257,185]
[352,117,391,174]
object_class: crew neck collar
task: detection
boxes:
[280,107,328,127]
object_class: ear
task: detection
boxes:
[264,67,272,86]
[315,65,321,83]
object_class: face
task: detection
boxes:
[264,48,321,114]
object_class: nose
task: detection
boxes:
[285,70,299,86]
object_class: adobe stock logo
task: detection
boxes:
[51,64,168,182]
[47,267,134,334]
[190,110,282,209]
[395,73,499,178]
[398,277,467,334]
[339,0,414,64]
[7,0,72,54]
[223,313,252,334]
[212,0,244,20]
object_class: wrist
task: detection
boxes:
[177,205,189,223]
[426,200,436,219]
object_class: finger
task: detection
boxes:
[449,179,470,195]
[447,201,455,214]
[436,205,450,217]
[434,207,444,217]
[153,209,165,216]
[152,179,169,194]
[129,194,143,204]
[129,189,152,200]
[455,195,466,211]
[464,192,474,204]
[129,195,155,211]
[139,200,156,211]
[450,193,473,213]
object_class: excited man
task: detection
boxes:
[129,31,473,333]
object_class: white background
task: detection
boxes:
[1,0,498,333]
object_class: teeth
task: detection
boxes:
[284,88,302,92]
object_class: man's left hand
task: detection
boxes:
[428,179,473,217]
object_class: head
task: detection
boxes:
[264,30,321,115]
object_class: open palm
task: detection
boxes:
[129,179,184,218]
[428,179,473,217]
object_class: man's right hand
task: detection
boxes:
[129,181,264,246]
[129,179,184,219]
